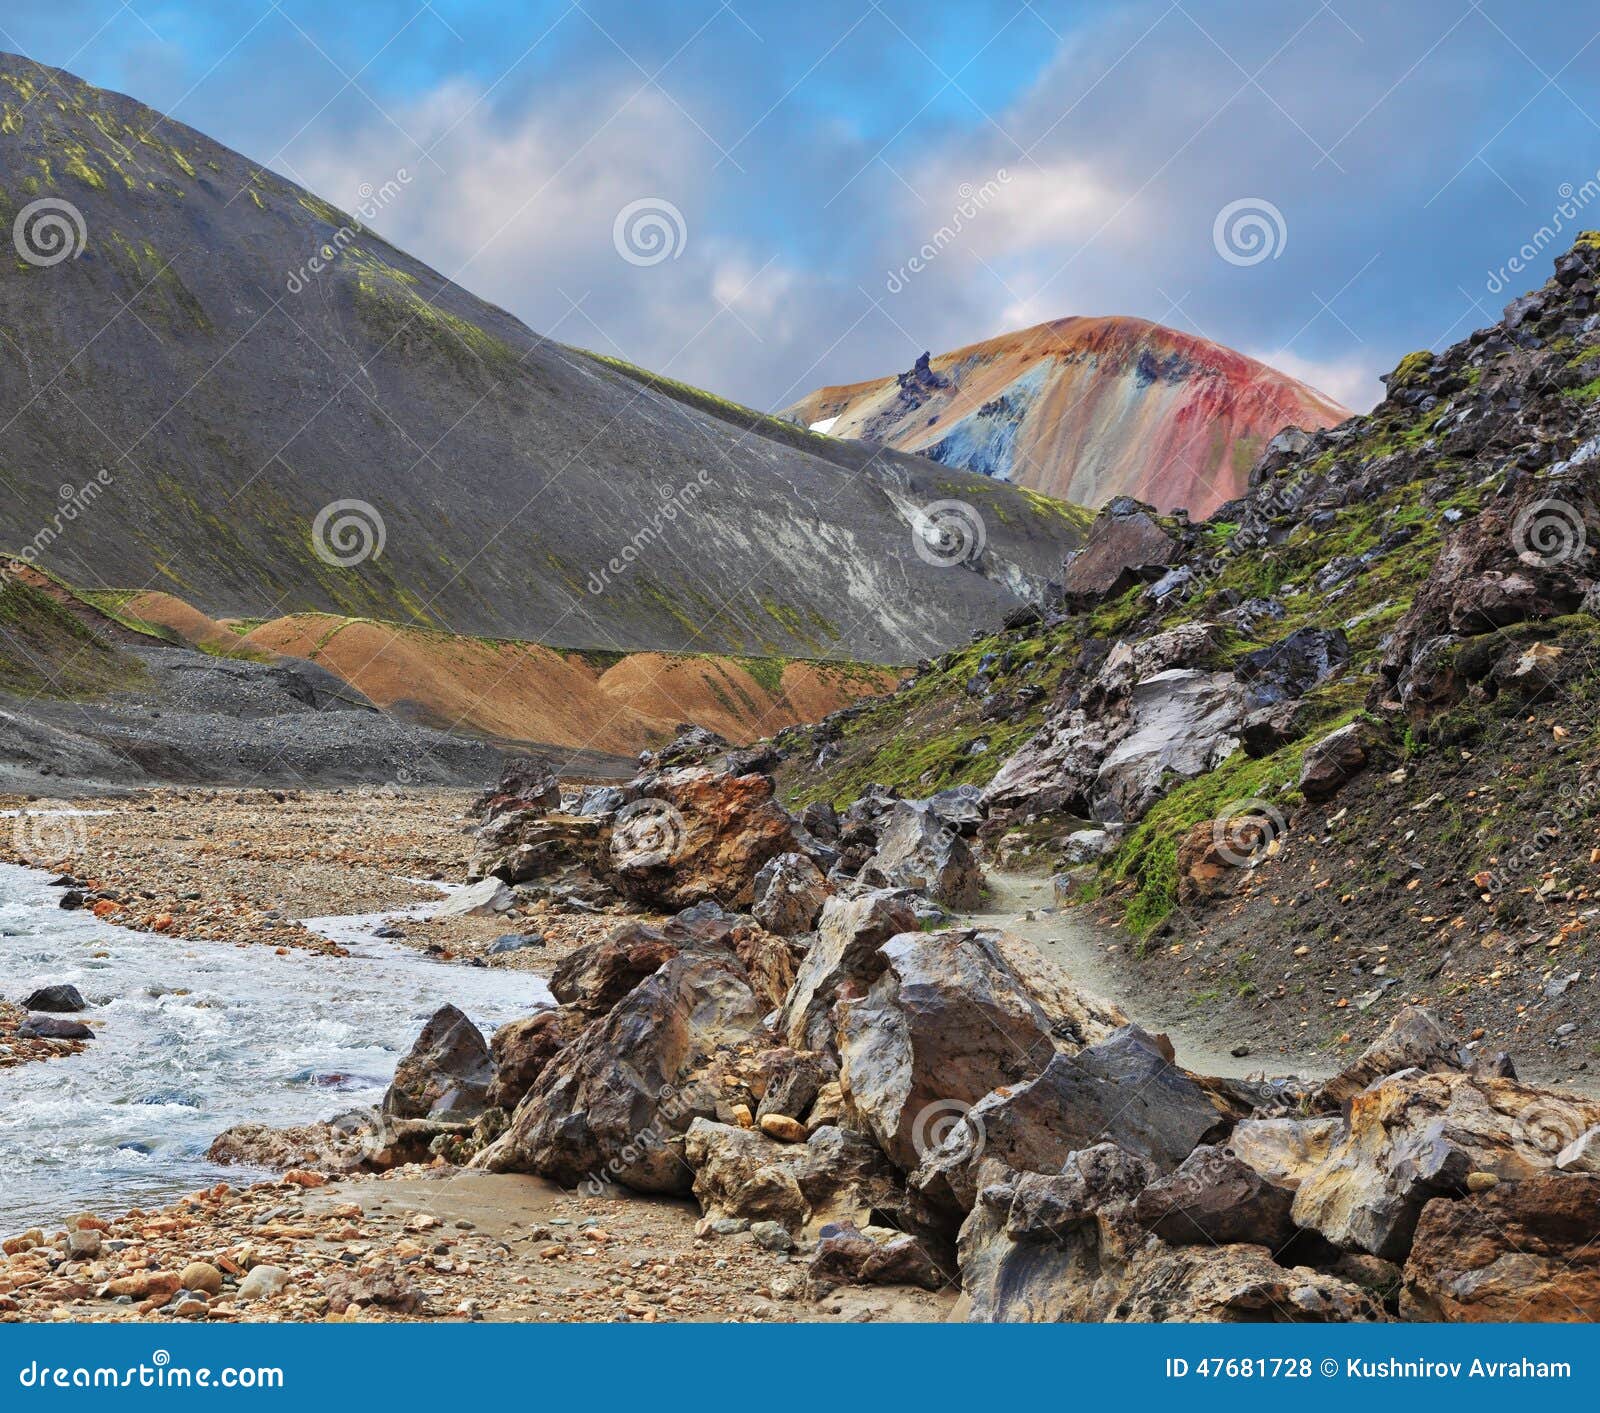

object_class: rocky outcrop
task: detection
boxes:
[1297,721,1383,803]
[1291,1070,1600,1259]
[474,952,766,1194]
[471,755,561,820]
[1401,1174,1600,1321]
[485,1010,574,1111]
[1059,499,1184,604]
[1093,669,1243,822]
[778,890,919,1053]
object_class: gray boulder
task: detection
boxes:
[778,890,918,1053]
[383,1004,493,1123]
[751,852,832,936]
[1092,669,1244,823]
[858,801,984,909]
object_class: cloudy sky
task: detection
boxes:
[5,1,1600,413]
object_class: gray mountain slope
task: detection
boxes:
[0,53,1087,664]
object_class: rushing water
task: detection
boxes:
[0,862,552,1232]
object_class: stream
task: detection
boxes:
[0,862,552,1233]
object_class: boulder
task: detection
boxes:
[1298,721,1382,802]
[1557,1127,1600,1173]
[469,812,607,885]
[1315,1007,1467,1110]
[485,1010,574,1111]
[471,755,561,819]
[607,768,800,909]
[684,1119,904,1237]
[912,1026,1227,1213]
[1401,1174,1600,1321]
[22,984,86,1013]
[1062,828,1116,864]
[778,890,918,1053]
[732,928,804,1013]
[383,1004,493,1122]
[1133,1144,1298,1249]
[751,852,831,936]
[1059,500,1181,604]
[1092,670,1243,823]
[549,924,685,1019]
[858,802,984,910]
[1236,627,1349,709]
[474,953,766,1194]
[21,1015,93,1040]
[435,877,513,919]
[806,1222,947,1295]
[1291,1070,1600,1260]
[1239,699,1314,758]
[921,785,985,837]
[836,929,1062,1172]
[1227,1117,1344,1191]
[1176,815,1275,903]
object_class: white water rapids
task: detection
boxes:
[0,862,551,1232]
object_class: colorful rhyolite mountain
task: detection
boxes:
[787,317,1350,518]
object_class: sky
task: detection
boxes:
[4,0,1600,414]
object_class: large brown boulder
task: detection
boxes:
[607,768,801,909]
[1298,721,1383,802]
[1133,1144,1298,1249]
[549,924,685,1019]
[473,953,767,1194]
[485,1009,576,1111]
[382,1004,492,1123]
[469,811,606,884]
[472,755,561,819]
[1401,1173,1600,1321]
[1059,499,1181,604]
[1292,1070,1600,1260]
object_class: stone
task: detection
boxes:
[22,984,86,1013]
[485,1009,574,1111]
[1291,1070,1600,1260]
[474,953,766,1194]
[1402,1174,1600,1321]
[236,1265,289,1301]
[1226,1117,1344,1191]
[1315,1007,1466,1109]
[754,1048,831,1124]
[750,852,831,936]
[608,767,801,909]
[21,1015,93,1040]
[807,1222,946,1295]
[858,802,984,910]
[1061,828,1115,864]
[1133,1144,1298,1248]
[749,1220,795,1252]
[836,929,1061,1172]
[1092,669,1244,823]
[1236,627,1349,709]
[66,1228,102,1259]
[1058,499,1181,604]
[758,1114,807,1143]
[179,1262,223,1296]
[1557,1126,1600,1173]
[383,1004,493,1123]
[1298,721,1382,802]
[487,933,541,955]
[472,755,561,819]
[434,877,513,919]
[322,1263,421,1316]
[912,1026,1227,1213]
[549,923,684,1018]
[778,890,918,1053]
[684,1119,905,1237]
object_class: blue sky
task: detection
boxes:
[5,1,1600,412]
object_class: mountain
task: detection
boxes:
[0,53,1086,666]
[786,316,1350,519]
[774,232,1600,1074]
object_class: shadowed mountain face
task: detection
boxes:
[0,53,1087,666]
[787,316,1350,519]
